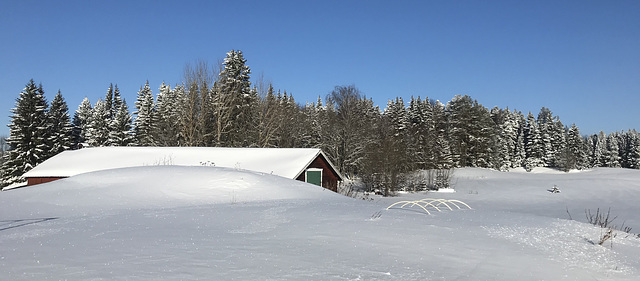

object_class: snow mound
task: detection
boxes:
[1,165,343,217]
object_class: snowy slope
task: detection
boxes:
[1,167,639,280]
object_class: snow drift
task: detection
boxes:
[1,166,639,280]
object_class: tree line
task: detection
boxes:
[2,50,639,191]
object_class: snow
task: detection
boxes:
[22,146,330,180]
[2,166,640,280]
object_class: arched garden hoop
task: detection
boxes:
[386,198,472,215]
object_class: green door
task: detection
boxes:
[306,169,322,186]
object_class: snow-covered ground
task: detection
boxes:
[1,166,639,280]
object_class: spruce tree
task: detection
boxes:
[276,92,303,148]
[558,124,587,171]
[301,96,332,151]
[383,97,410,170]
[87,99,110,146]
[536,107,555,167]
[605,133,621,168]
[300,98,323,149]
[109,100,134,146]
[113,85,123,115]
[621,130,640,169]
[154,82,183,146]
[105,84,114,120]
[447,95,474,167]
[491,107,512,170]
[71,97,93,148]
[513,110,527,169]
[106,84,125,145]
[432,100,453,169]
[133,81,156,146]
[1,80,50,186]
[523,112,544,170]
[447,95,494,168]
[550,117,566,168]
[591,132,608,167]
[217,50,255,147]
[47,90,72,157]
[407,97,433,169]
[363,101,409,196]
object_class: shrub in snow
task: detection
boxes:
[584,207,640,247]
[338,180,373,201]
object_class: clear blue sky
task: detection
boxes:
[1,0,638,137]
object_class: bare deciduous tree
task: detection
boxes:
[325,85,377,178]
[257,84,282,147]
[181,59,220,146]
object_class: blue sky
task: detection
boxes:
[1,0,638,137]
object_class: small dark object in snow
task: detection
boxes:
[548,185,561,193]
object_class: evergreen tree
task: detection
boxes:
[523,112,544,170]
[1,80,50,186]
[491,107,512,170]
[605,133,621,168]
[536,107,555,167]
[447,95,495,168]
[505,109,525,169]
[154,82,182,146]
[407,97,432,169]
[431,100,453,169]
[585,136,596,168]
[105,83,114,120]
[512,110,527,168]
[71,97,93,148]
[217,50,255,147]
[133,81,156,146]
[621,130,640,169]
[590,132,608,167]
[47,90,72,157]
[87,99,110,146]
[557,124,587,171]
[385,98,408,138]
[383,97,410,170]
[109,100,134,146]
[113,84,123,115]
[275,92,304,148]
[362,105,409,196]
[550,117,567,168]
[105,84,125,145]
[300,98,324,149]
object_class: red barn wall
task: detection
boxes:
[27,177,64,186]
[296,154,340,192]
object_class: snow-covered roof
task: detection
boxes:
[23,147,340,180]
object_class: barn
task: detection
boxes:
[22,147,343,192]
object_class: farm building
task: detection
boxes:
[22,147,342,192]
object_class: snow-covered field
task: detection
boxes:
[1,166,640,280]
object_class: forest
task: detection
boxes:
[2,50,639,194]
